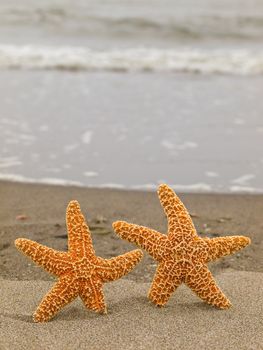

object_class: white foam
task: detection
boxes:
[205,171,219,178]
[39,125,49,132]
[0,173,35,183]
[160,140,176,150]
[132,183,212,192]
[175,142,198,150]
[161,140,198,151]
[39,178,83,186]
[171,183,212,192]
[0,157,22,169]
[83,171,98,178]
[231,174,255,186]
[0,174,262,193]
[141,135,153,144]
[229,186,262,193]
[64,144,79,153]
[82,131,93,145]
[0,173,83,186]
[131,184,157,190]
[0,118,19,126]
[63,164,72,169]
[117,134,127,142]
[98,183,125,189]
[234,118,245,125]
[0,45,263,75]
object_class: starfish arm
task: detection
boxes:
[15,238,71,276]
[66,200,95,258]
[185,264,231,309]
[204,236,251,262]
[113,221,168,261]
[95,249,143,282]
[79,278,106,314]
[158,184,197,240]
[148,262,182,306]
[33,275,79,322]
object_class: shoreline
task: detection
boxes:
[1,176,263,195]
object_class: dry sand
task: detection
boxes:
[0,180,262,349]
[0,271,262,350]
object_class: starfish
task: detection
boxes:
[113,184,251,309]
[15,201,143,322]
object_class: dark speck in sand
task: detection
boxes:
[54,223,61,228]
[0,243,10,251]
[54,233,67,239]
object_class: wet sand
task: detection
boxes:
[0,180,261,280]
[0,180,262,349]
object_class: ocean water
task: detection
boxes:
[0,0,262,192]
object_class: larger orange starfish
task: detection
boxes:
[15,201,143,322]
[113,184,251,309]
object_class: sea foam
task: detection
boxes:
[0,45,263,75]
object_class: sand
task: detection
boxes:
[0,180,262,349]
[0,271,262,350]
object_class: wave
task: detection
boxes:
[1,6,263,41]
[0,45,263,74]
[1,174,263,193]
[0,173,83,187]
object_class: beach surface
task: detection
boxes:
[1,271,262,350]
[0,180,262,349]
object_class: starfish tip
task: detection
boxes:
[14,238,25,249]
[112,220,125,231]
[33,313,44,323]
[67,200,81,211]
[219,300,232,310]
[14,238,21,246]
[158,183,169,192]
[245,236,251,245]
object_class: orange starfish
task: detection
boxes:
[15,201,143,322]
[113,184,251,309]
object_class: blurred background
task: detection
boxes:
[0,0,262,192]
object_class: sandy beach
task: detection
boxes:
[0,180,262,349]
[1,1,263,348]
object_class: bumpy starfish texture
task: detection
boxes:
[113,184,251,309]
[15,201,143,322]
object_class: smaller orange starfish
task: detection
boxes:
[113,184,251,309]
[15,201,143,322]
